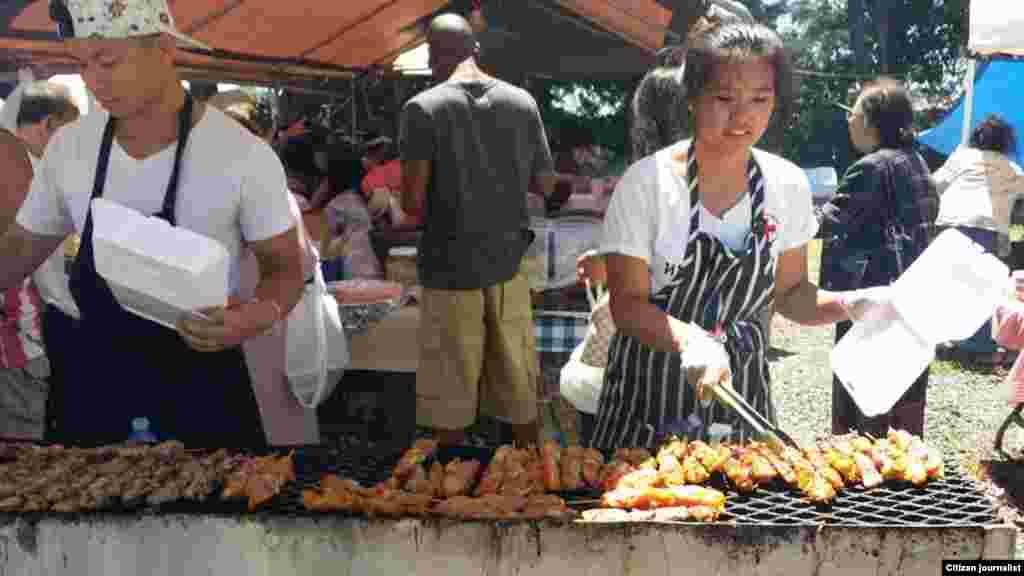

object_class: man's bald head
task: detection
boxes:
[427,13,478,79]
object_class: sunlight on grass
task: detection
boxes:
[930,359,968,376]
[807,239,821,284]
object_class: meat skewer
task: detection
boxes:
[441,459,483,498]
[541,441,562,492]
[560,446,585,491]
[475,446,513,496]
[581,448,605,489]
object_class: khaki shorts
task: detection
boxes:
[416,262,539,430]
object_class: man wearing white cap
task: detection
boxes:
[0,0,305,447]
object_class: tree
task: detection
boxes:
[532,78,634,166]
[772,0,964,171]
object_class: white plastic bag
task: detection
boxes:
[285,251,350,409]
[559,341,605,415]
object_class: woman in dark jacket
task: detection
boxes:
[819,77,939,437]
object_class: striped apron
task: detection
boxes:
[589,145,777,450]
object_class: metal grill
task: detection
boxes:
[722,460,997,527]
[0,444,999,526]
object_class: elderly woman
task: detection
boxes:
[933,114,1024,365]
[820,78,938,436]
[589,21,890,450]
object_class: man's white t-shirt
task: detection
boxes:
[17,106,295,295]
[601,141,819,295]
[26,152,81,319]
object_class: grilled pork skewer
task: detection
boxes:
[581,448,605,489]
[599,459,636,493]
[561,446,585,491]
[441,459,482,498]
[601,484,726,514]
[614,448,653,468]
[541,441,562,492]
[388,438,438,488]
[475,445,513,496]
[852,452,884,489]
[655,449,687,487]
[722,454,755,493]
[689,441,730,475]
[750,443,797,486]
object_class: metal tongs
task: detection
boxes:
[709,382,801,450]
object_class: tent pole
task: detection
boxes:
[961,58,977,145]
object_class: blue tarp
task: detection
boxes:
[918,60,1024,166]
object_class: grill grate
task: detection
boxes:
[0,443,998,526]
[721,459,997,526]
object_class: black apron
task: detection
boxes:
[590,144,777,450]
[56,94,265,448]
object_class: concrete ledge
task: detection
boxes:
[0,515,1013,575]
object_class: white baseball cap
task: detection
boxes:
[49,0,209,51]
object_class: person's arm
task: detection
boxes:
[773,245,849,325]
[0,224,64,293]
[399,160,428,227]
[0,131,33,233]
[2,128,69,289]
[398,100,432,227]
[246,227,305,321]
[606,253,690,353]
[179,145,306,351]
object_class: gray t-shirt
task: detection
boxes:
[400,78,554,290]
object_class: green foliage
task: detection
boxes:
[532,78,634,160]
[771,0,964,170]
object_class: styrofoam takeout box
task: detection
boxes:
[90,198,229,329]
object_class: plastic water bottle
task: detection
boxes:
[127,417,158,445]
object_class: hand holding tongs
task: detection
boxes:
[708,382,801,450]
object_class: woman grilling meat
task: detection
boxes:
[589,21,895,450]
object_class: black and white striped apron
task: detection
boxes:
[589,144,777,450]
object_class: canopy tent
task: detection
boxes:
[917,61,1024,166]
[0,0,702,87]
[919,0,1024,159]
[967,0,1024,58]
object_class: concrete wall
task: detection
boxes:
[0,515,1013,576]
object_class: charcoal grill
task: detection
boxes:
[282,444,998,527]
[723,460,996,527]
[0,441,999,529]
[0,444,1011,576]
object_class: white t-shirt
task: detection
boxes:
[601,141,819,295]
[933,146,1024,233]
[26,152,81,319]
[17,106,295,295]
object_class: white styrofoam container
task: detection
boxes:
[832,229,1010,417]
[90,198,229,329]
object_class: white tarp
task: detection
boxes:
[969,0,1024,56]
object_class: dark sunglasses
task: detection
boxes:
[49,0,75,39]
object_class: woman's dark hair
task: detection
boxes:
[278,134,322,197]
[17,81,78,127]
[328,139,366,194]
[856,76,915,149]
[969,114,1016,156]
[630,66,686,159]
[683,20,795,132]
